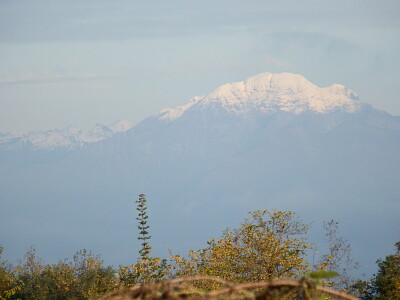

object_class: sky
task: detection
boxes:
[0,0,400,132]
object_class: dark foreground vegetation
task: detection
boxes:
[1,195,398,299]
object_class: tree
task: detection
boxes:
[0,246,22,300]
[352,241,400,299]
[119,194,168,285]
[72,249,117,298]
[315,220,359,291]
[362,241,400,299]
[12,247,48,300]
[136,194,152,262]
[9,247,116,299]
[171,210,312,290]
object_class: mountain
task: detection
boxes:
[0,120,133,151]
[159,72,361,119]
[1,72,399,277]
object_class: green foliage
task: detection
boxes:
[356,241,400,300]
[136,194,151,260]
[351,279,373,299]
[71,249,118,298]
[1,201,362,299]
[372,241,400,299]
[119,257,169,286]
[351,241,400,299]
[2,247,117,300]
[306,270,339,286]
[0,246,22,300]
[171,210,312,290]
[119,194,169,285]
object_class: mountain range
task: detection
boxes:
[0,120,133,151]
[1,72,399,277]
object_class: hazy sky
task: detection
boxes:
[1,0,399,132]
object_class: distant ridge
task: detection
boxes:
[0,120,133,150]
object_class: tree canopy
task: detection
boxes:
[171,210,312,289]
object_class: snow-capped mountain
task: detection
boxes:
[0,120,133,150]
[1,72,399,278]
[159,72,361,121]
[0,73,372,151]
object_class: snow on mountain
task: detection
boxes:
[0,120,133,151]
[0,72,376,151]
[159,96,203,121]
[159,72,362,121]
[109,120,133,133]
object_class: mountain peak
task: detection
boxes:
[159,72,362,121]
